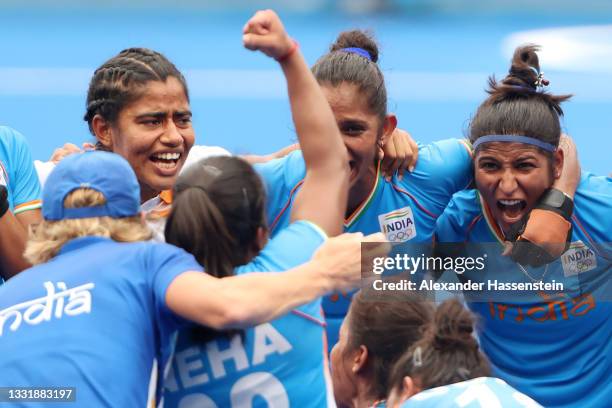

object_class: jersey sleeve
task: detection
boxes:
[402,139,473,217]
[573,173,612,242]
[6,127,42,214]
[254,150,306,227]
[435,190,479,243]
[147,243,204,329]
[235,220,327,318]
[236,220,326,274]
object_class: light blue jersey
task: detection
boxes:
[256,139,472,348]
[0,236,202,408]
[163,221,333,408]
[0,126,41,213]
[435,173,612,407]
[399,377,542,408]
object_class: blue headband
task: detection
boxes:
[472,135,556,152]
[340,47,372,61]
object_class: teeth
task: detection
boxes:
[499,200,521,206]
[153,152,180,161]
[156,161,176,169]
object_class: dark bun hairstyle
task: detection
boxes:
[469,44,572,152]
[312,30,387,122]
[329,30,380,62]
[387,299,491,393]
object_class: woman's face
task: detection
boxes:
[330,314,358,408]
[474,142,561,232]
[104,77,195,201]
[321,82,391,187]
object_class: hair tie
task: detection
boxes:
[412,346,423,368]
[504,84,536,93]
[340,47,372,61]
[528,66,549,87]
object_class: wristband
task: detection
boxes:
[0,185,8,218]
[276,39,299,62]
[536,188,573,221]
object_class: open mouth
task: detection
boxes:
[496,199,527,221]
[150,152,181,170]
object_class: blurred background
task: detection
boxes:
[0,0,610,175]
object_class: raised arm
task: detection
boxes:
[243,10,349,236]
[166,232,387,329]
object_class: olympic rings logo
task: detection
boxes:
[387,228,413,242]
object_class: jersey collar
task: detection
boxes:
[476,191,506,244]
[58,236,112,255]
[344,162,382,228]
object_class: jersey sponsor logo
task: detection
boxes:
[378,206,417,242]
[0,160,8,187]
[0,281,94,336]
[561,241,597,276]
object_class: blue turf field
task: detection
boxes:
[0,7,610,175]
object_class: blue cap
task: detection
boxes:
[42,151,141,221]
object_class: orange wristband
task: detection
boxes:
[276,39,299,62]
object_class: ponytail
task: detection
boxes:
[165,187,235,279]
[165,156,266,277]
[165,156,266,343]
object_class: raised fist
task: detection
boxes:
[242,9,294,61]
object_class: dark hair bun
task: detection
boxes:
[432,299,478,351]
[502,44,542,90]
[330,30,379,63]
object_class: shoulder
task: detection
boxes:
[237,220,326,274]
[401,377,542,408]
[0,126,25,144]
[573,172,612,241]
[414,138,472,176]
[396,139,473,211]
[0,126,26,159]
[255,150,305,181]
[145,241,199,261]
[436,190,482,242]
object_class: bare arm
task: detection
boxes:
[0,186,41,279]
[243,10,349,236]
[0,210,30,279]
[242,143,300,164]
[380,127,419,180]
[166,232,388,329]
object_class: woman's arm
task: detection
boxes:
[0,186,32,279]
[243,10,349,236]
[166,232,387,329]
